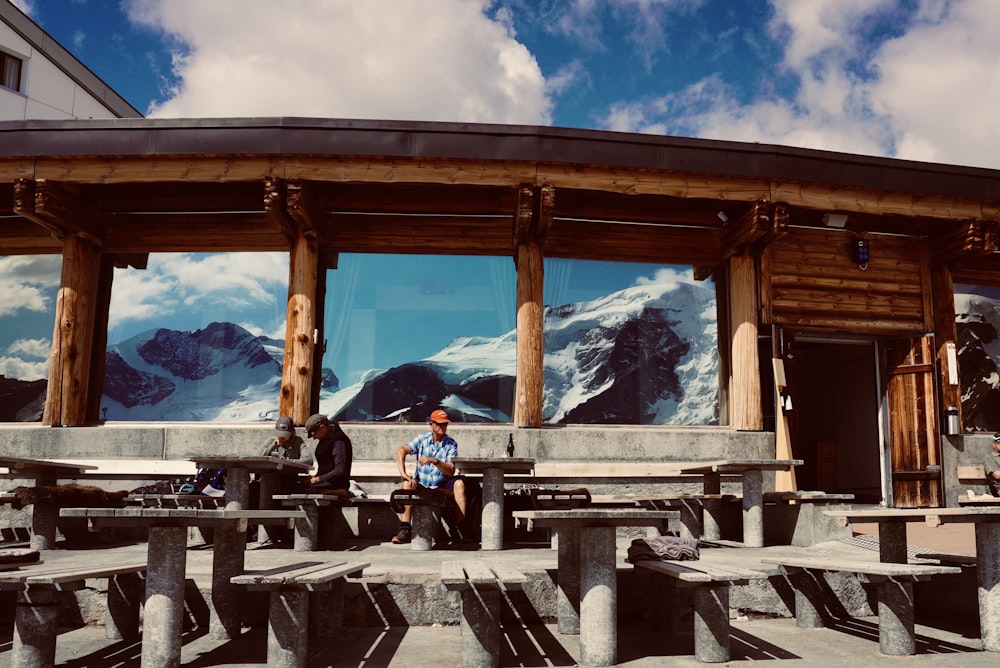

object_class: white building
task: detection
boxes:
[0,1,140,120]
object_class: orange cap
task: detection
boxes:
[430,409,451,424]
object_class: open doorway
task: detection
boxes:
[786,338,883,504]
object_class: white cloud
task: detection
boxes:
[109,252,288,329]
[594,0,1000,169]
[0,256,60,317]
[0,356,48,382]
[125,0,551,124]
[635,266,695,287]
[8,338,50,359]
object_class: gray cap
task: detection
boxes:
[305,413,330,437]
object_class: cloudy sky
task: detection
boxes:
[4,0,1000,382]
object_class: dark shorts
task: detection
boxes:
[422,475,462,492]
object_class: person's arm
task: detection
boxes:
[396,444,414,483]
[419,440,457,476]
[259,438,279,457]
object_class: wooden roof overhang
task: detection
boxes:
[1,117,1000,280]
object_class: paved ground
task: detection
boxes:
[0,523,988,667]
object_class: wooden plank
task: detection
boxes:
[761,556,960,577]
[440,561,468,588]
[489,562,528,589]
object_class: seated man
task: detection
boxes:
[392,409,468,544]
[303,414,353,493]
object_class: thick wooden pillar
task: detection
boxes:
[86,255,116,423]
[515,240,544,427]
[727,252,762,430]
[43,235,101,426]
[279,233,320,424]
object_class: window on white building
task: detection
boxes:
[2,51,23,92]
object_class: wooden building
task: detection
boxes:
[2,118,999,507]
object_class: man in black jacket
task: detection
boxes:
[303,414,353,491]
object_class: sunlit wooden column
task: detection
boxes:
[515,240,544,427]
[44,234,101,426]
[727,251,762,430]
[279,232,320,425]
[513,185,553,428]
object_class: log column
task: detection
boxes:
[43,234,101,426]
[515,240,544,427]
[727,251,762,430]
[279,233,320,425]
[513,184,552,428]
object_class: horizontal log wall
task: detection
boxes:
[761,228,931,335]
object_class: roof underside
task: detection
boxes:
[2,118,999,281]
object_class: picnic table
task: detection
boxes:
[59,505,304,668]
[671,458,802,547]
[0,456,98,550]
[513,508,678,667]
[452,456,534,550]
[823,506,1000,651]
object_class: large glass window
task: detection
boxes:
[0,255,60,421]
[103,252,288,421]
[542,259,719,425]
[320,254,516,422]
[954,283,1000,432]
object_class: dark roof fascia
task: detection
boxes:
[2,116,1000,201]
[0,1,142,119]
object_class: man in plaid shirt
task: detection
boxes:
[391,409,468,544]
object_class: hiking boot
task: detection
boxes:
[391,526,411,544]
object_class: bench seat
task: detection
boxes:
[0,560,146,668]
[634,557,768,662]
[441,560,527,668]
[126,493,225,509]
[762,555,962,656]
[232,560,369,668]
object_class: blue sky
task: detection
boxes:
[5,0,1000,384]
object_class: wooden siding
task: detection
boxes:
[761,228,932,335]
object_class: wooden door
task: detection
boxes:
[882,335,941,508]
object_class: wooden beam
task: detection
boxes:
[720,199,769,260]
[279,233,320,424]
[13,179,105,247]
[515,241,544,427]
[727,252,762,430]
[513,185,533,245]
[929,219,1000,266]
[286,182,322,241]
[263,177,297,243]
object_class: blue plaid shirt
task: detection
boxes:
[407,432,458,488]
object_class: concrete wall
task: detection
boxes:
[0,422,773,463]
[940,433,996,506]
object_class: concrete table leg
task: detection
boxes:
[29,501,58,551]
[12,585,58,668]
[460,586,501,668]
[309,579,345,639]
[876,579,915,656]
[741,468,764,548]
[789,569,826,628]
[675,500,701,540]
[693,583,731,662]
[557,526,581,635]
[878,521,908,564]
[210,524,247,639]
[411,504,438,551]
[293,504,319,552]
[225,465,250,511]
[579,526,616,667]
[975,522,1000,651]
[257,471,280,543]
[141,526,187,668]
[480,467,504,550]
[106,572,143,640]
[701,474,722,541]
[268,589,309,668]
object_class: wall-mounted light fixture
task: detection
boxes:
[717,211,729,223]
[822,213,847,228]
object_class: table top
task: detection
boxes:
[675,459,803,473]
[60,506,305,526]
[189,455,311,473]
[824,506,1000,526]
[452,457,535,474]
[0,456,96,474]
[512,508,678,528]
